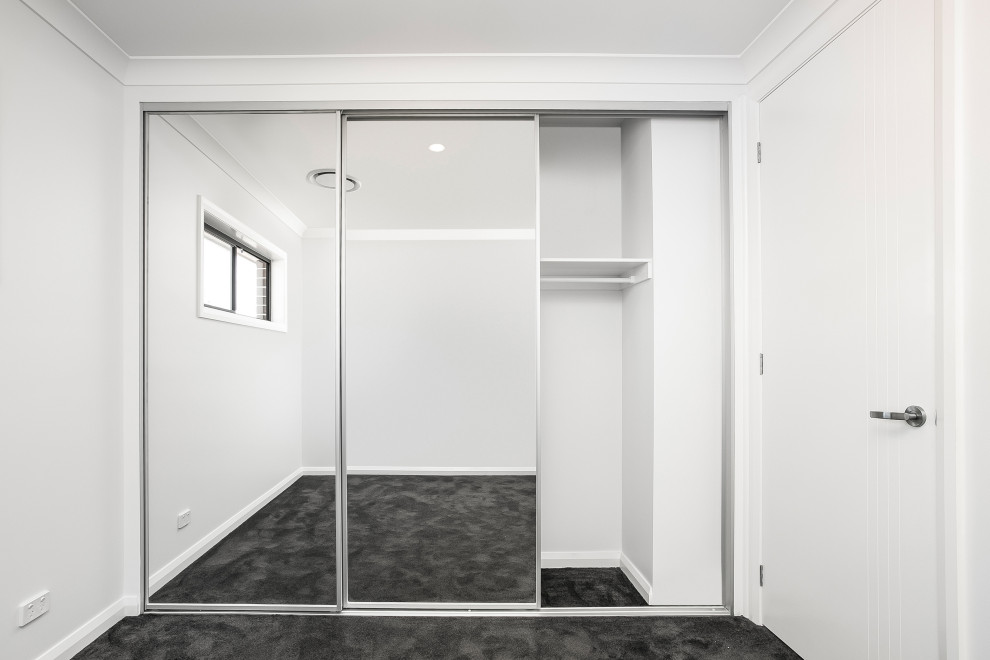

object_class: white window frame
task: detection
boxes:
[196,196,288,332]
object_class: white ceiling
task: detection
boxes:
[71,0,791,58]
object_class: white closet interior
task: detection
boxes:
[539,116,726,606]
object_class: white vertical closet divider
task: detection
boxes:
[620,118,657,600]
[648,117,725,606]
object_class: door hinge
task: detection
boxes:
[759,353,764,375]
[757,142,762,163]
[760,565,764,587]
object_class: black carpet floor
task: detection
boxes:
[542,568,647,608]
[150,476,681,610]
[152,476,336,604]
[73,614,802,659]
[346,475,537,603]
[153,474,539,605]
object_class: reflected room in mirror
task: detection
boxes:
[145,112,339,606]
[342,118,539,607]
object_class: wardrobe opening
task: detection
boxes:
[141,109,730,614]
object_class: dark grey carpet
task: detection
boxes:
[151,476,336,604]
[152,475,538,605]
[149,476,671,609]
[542,568,648,608]
[346,475,537,603]
[72,614,802,659]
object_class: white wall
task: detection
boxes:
[540,126,622,566]
[539,126,622,258]
[345,240,537,470]
[301,236,336,468]
[650,117,724,605]
[146,116,304,577]
[540,291,623,561]
[957,0,990,655]
[539,126,623,562]
[0,2,126,659]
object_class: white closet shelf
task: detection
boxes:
[540,258,652,290]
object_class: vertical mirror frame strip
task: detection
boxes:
[719,113,736,614]
[338,112,350,610]
[534,114,543,606]
[334,110,345,613]
[140,109,151,613]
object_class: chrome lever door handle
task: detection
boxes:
[869,405,927,428]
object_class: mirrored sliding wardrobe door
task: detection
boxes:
[145,112,338,607]
[342,117,538,607]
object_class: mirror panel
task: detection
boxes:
[145,112,338,606]
[343,118,538,605]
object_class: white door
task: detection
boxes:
[760,1,939,658]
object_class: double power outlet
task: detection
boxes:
[18,591,50,627]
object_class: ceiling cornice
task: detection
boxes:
[746,0,880,99]
[740,0,838,80]
[21,0,129,83]
[23,0,856,91]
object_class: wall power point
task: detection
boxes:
[177,509,191,529]
[18,591,50,627]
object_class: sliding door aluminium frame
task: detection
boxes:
[139,102,734,618]
[141,109,344,615]
[338,112,541,611]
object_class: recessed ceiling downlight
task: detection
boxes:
[306,169,361,192]
[428,143,446,152]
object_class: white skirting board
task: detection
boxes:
[148,467,330,593]
[300,467,336,476]
[540,551,621,568]
[37,596,138,660]
[619,553,653,604]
